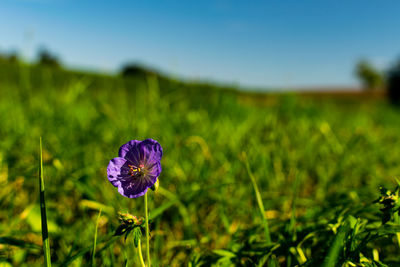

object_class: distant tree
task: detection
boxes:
[0,53,6,62]
[120,63,155,78]
[355,59,384,90]
[387,60,400,104]
[0,51,19,63]
[7,52,19,63]
[37,48,61,68]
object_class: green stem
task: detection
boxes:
[137,239,146,267]
[144,192,151,267]
[394,213,400,249]
[244,154,271,244]
[39,138,51,267]
[91,209,102,267]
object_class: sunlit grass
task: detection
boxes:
[1,62,400,265]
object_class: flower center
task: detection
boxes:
[128,164,145,177]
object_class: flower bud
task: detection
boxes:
[118,212,145,226]
[150,179,159,192]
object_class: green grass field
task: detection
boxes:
[1,61,400,266]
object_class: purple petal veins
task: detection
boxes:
[107,139,163,198]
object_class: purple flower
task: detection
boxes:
[107,139,162,198]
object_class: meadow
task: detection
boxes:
[1,60,400,266]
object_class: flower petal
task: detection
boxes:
[107,157,131,186]
[118,140,141,164]
[109,139,162,198]
[146,161,162,179]
[139,139,163,164]
[117,176,153,198]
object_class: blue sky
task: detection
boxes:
[1,0,400,89]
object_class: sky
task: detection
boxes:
[1,0,400,89]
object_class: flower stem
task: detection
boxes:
[144,192,151,267]
[137,239,146,267]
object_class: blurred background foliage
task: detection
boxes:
[355,60,384,91]
[1,52,400,266]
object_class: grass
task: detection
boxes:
[1,60,400,265]
[39,138,51,267]
[243,152,271,244]
[91,208,102,267]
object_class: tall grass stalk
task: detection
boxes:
[39,138,51,267]
[393,178,400,249]
[137,239,146,267]
[91,208,102,267]
[323,224,348,267]
[243,153,271,244]
[144,192,151,266]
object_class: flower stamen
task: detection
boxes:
[128,164,143,177]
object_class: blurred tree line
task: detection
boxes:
[2,48,400,104]
[355,59,384,90]
[355,58,400,104]
[0,48,160,81]
[0,47,61,68]
[37,48,61,68]
[388,61,400,104]
[0,48,162,80]
[0,51,19,64]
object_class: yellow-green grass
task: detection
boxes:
[1,61,400,266]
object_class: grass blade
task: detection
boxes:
[91,208,102,267]
[323,224,349,267]
[60,234,118,267]
[242,152,271,244]
[0,236,41,250]
[39,137,51,266]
